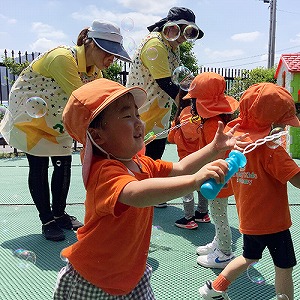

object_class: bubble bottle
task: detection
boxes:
[144,131,156,145]
[200,150,247,200]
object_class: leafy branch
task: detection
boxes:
[2,56,29,76]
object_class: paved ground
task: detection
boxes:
[0,144,299,300]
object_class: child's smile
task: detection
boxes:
[97,93,145,160]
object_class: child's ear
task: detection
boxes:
[88,128,105,145]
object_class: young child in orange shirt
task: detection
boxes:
[199,82,300,300]
[52,78,245,299]
[183,72,239,269]
[168,96,210,230]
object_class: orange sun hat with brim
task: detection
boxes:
[63,78,147,187]
[183,72,239,118]
[225,82,300,143]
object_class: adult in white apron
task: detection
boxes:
[2,20,131,241]
[127,7,204,207]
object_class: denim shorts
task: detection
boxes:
[53,262,155,299]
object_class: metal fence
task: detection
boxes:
[0,50,42,104]
[0,49,247,153]
[0,49,248,104]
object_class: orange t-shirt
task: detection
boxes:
[61,155,173,295]
[231,144,300,235]
[167,106,200,160]
[199,116,233,198]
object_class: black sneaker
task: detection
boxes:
[195,211,211,223]
[55,213,83,230]
[175,217,198,229]
[42,221,65,241]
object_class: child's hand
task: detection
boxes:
[213,121,249,152]
[234,138,251,152]
[194,159,228,188]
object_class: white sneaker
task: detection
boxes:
[196,241,217,255]
[197,248,235,269]
[199,280,231,300]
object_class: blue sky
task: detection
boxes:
[0,0,300,70]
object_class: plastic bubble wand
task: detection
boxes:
[200,130,288,200]
[144,116,201,145]
[242,130,288,154]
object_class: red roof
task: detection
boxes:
[275,53,300,78]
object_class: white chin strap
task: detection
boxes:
[86,131,132,162]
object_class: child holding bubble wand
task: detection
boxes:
[199,82,300,300]
[1,20,131,242]
[181,72,239,269]
[53,78,246,299]
[167,93,211,229]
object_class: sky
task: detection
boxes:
[1,0,300,70]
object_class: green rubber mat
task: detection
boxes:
[0,144,299,300]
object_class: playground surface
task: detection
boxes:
[0,143,299,300]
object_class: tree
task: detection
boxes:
[227,66,277,100]
[179,41,198,75]
[102,42,200,83]
[2,56,29,76]
[2,54,123,83]
[165,42,199,122]
[102,61,123,82]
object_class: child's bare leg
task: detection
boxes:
[211,256,258,292]
[275,266,293,300]
[221,256,257,282]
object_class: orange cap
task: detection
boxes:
[183,72,239,118]
[63,78,146,187]
[225,82,300,142]
[63,78,146,145]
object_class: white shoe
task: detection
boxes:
[197,248,235,269]
[199,280,231,300]
[196,241,217,255]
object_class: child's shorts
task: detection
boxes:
[243,229,296,268]
[53,262,155,299]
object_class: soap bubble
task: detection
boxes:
[172,66,191,85]
[0,106,13,134]
[183,24,199,42]
[13,248,36,268]
[172,66,194,91]
[123,36,136,56]
[266,127,286,149]
[0,106,8,131]
[188,79,197,92]
[276,294,289,300]
[162,22,180,41]
[60,250,68,262]
[246,261,265,285]
[25,97,48,118]
[146,47,158,61]
[151,225,164,241]
[0,219,9,234]
[121,17,134,32]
